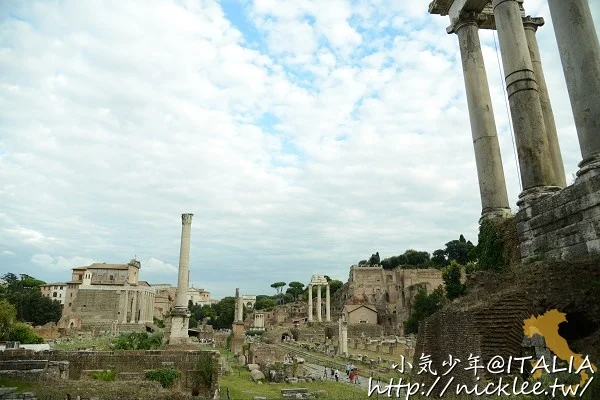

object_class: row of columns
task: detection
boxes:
[121,289,155,324]
[447,0,600,213]
[307,283,331,323]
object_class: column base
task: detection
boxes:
[517,186,562,209]
[479,207,513,223]
[576,153,600,180]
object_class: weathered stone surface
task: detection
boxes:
[517,175,600,261]
[249,369,265,382]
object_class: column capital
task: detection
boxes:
[181,213,194,225]
[522,16,545,32]
[447,11,481,34]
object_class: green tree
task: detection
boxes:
[442,261,466,301]
[7,322,44,344]
[432,249,447,267]
[270,282,286,295]
[286,282,305,301]
[1,273,62,325]
[328,280,343,295]
[445,235,475,265]
[404,286,446,334]
[0,299,16,340]
[254,295,276,311]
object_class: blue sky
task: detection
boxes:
[0,0,598,299]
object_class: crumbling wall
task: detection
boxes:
[0,350,219,397]
[517,174,600,262]
[414,259,600,393]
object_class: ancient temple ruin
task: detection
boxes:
[429,0,600,262]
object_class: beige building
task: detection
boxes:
[40,282,67,305]
[341,264,446,334]
[342,304,378,324]
[60,259,155,331]
[188,286,212,306]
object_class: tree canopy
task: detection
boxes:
[0,273,62,326]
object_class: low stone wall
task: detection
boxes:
[248,343,288,364]
[0,350,219,397]
[517,173,600,261]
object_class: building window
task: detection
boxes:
[109,275,114,280]
[53,292,57,297]
[68,303,72,307]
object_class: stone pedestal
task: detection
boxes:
[169,308,192,345]
[517,173,600,262]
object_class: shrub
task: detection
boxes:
[110,331,163,350]
[146,368,181,388]
[91,370,117,381]
[7,322,44,344]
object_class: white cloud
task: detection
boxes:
[1,250,16,256]
[0,0,595,299]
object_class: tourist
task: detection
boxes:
[334,369,340,382]
[323,367,327,378]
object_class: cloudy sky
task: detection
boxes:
[1,0,598,299]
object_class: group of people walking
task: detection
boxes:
[322,364,360,384]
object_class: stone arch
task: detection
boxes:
[281,331,293,342]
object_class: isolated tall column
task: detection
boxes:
[492,0,560,206]
[548,0,600,178]
[307,285,313,322]
[325,284,331,322]
[449,13,511,219]
[523,17,566,187]
[169,213,193,344]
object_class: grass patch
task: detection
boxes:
[91,369,117,381]
[51,337,112,351]
[0,377,34,392]
[219,364,367,400]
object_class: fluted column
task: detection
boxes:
[175,213,193,310]
[132,291,139,323]
[316,285,322,322]
[325,284,331,322]
[523,17,566,188]
[307,284,313,322]
[121,289,129,324]
[492,0,560,207]
[548,0,600,178]
[448,12,511,219]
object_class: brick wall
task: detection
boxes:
[517,173,600,261]
[0,350,219,397]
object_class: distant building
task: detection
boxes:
[342,304,378,324]
[242,295,256,309]
[59,259,155,331]
[40,282,67,305]
[188,287,212,307]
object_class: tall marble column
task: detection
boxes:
[523,17,566,188]
[174,213,193,311]
[121,289,129,324]
[169,213,193,344]
[548,0,600,178]
[132,291,139,323]
[449,12,511,220]
[316,285,322,322]
[325,284,331,322]
[307,284,313,322]
[492,0,560,206]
